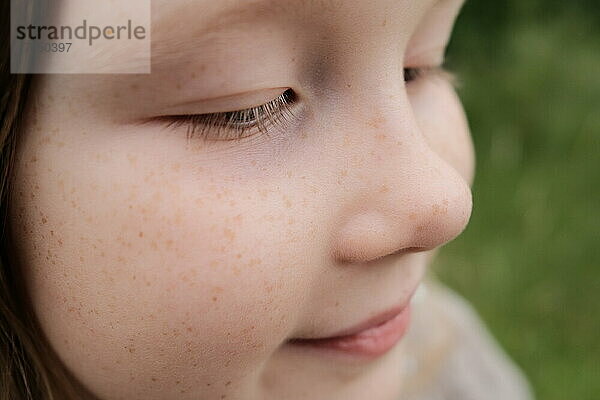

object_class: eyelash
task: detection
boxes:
[159,67,440,141]
[158,88,298,142]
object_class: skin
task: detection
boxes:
[9,0,474,399]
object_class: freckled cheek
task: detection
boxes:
[25,171,301,377]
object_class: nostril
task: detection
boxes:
[364,246,431,264]
[398,246,430,255]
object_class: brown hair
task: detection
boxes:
[0,1,81,398]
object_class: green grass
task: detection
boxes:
[433,2,600,399]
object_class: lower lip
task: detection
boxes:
[289,305,411,359]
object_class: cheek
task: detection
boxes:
[409,78,475,185]
[8,119,310,398]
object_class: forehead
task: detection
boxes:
[152,0,447,36]
[150,0,464,68]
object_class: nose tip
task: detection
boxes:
[332,162,473,264]
[408,175,473,252]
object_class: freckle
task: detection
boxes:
[235,253,242,259]
[379,185,390,193]
[176,83,182,90]
[248,258,261,267]
[409,212,417,220]
[382,18,387,26]
[223,228,235,241]
[335,301,339,307]
[41,217,47,224]
[225,381,231,386]
[284,198,292,208]
[340,170,348,177]
[368,116,386,129]
[127,154,137,166]
[79,256,84,262]
[151,377,157,382]
[138,231,144,238]
[129,83,139,90]
[346,84,352,88]
[376,133,386,141]
[191,72,197,79]
[212,296,217,302]
[288,217,295,225]
[171,162,181,172]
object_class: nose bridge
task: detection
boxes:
[332,105,473,264]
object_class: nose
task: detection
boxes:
[331,111,473,264]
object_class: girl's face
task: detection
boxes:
[9,0,473,399]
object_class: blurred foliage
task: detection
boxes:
[433,1,600,399]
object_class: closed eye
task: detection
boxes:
[154,88,298,141]
[152,67,450,142]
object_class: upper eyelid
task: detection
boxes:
[156,87,291,117]
[154,89,298,141]
[159,67,447,121]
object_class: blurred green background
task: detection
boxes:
[433,1,600,399]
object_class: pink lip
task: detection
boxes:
[289,302,412,359]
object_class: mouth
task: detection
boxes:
[287,298,413,359]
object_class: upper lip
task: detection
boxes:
[295,291,416,341]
